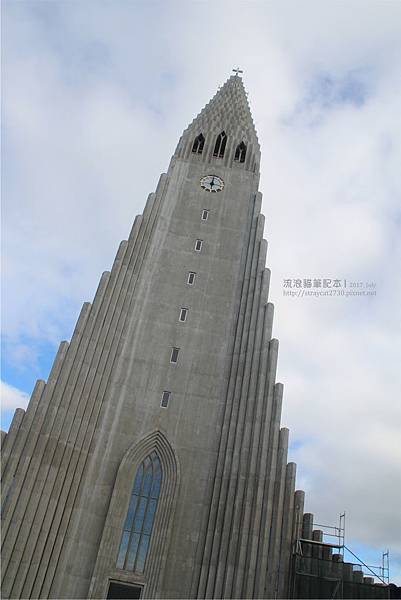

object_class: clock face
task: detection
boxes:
[200,175,224,193]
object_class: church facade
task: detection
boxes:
[2,75,381,600]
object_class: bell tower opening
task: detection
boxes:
[213,130,227,158]
[234,141,247,162]
[191,133,205,154]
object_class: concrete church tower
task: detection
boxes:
[1,75,305,599]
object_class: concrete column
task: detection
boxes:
[223,241,268,596]
[1,340,68,545]
[200,207,264,599]
[193,195,261,597]
[12,301,106,596]
[265,427,289,595]
[292,490,305,542]
[1,379,46,500]
[302,512,314,540]
[230,268,271,598]
[276,462,296,599]
[11,255,118,598]
[343,563,354,582]
[353,569,364,583]
[47,177,166,600]
[312,529,323,560]
[253,377,282,599]
[1,339,69,597]
[332,553,344,562]
[214,219,266,599]
[15,277,114,597]
[235,294,273,597]
[0,408,25,478]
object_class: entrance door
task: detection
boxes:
[106,581,142,599]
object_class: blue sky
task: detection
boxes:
[2,0,401,585]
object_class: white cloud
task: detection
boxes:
[0,381,29,412]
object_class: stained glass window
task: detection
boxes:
[116,452,162,573]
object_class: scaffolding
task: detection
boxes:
[342,547,389,586]
[290,513,390,599]
[314,512,345,557]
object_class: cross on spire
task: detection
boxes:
[232,67,243,77]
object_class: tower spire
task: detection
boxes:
[186,74,258,142]
[175,74,260,171]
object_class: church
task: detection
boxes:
[1,74,393,599]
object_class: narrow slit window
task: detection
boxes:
[161,391,170,408]
[201,209,209,221]
[234,141,247,163]
[187,272,196,285]
[192,133,205,154]
[213,131,227,158]
[194,239,203,252]
[179,308,188,322]
[170,347,180,363]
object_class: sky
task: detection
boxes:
[2,0,401,586]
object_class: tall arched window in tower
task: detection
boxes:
[234,141,247,163]
[192,133,205,154]
[116,452,162,573]
[213,131,227,158]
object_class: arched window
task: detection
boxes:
[192,133,205,154]
[234,141,247,163]
[213,131,227,158]
[116,452,162,573]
